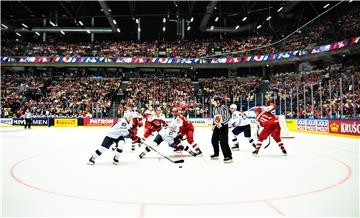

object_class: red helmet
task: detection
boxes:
[254,107,263,115]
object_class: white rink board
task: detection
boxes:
[1,127,359,217]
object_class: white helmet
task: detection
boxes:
[124,112,133,119]
[230,104,237,110]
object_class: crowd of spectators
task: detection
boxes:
[2,62,359,119]
[0,36,273,58]
[1,70,121,118]
[268,62,360,118]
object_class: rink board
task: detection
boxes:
[1,117,359,138]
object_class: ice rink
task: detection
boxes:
[1,127,359,217]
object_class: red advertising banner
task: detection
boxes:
[329,120,360,136]
[83,118,119,126]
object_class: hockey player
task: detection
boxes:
[87,112,134,165]
[171,108,202,155]
[139,121,197,159]
[252,107,287,156]
[129,109,143,151]
[229,104,256,150]
[142,106,167,140]
[144,106,154,130]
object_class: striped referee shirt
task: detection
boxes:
[212,105,231,126]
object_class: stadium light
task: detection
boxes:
[235,25,240,30]
[163,18,166,23]
[163,26,166,32]
[49,21,56,27]
[60,30,65,35]
[277,7,283,12]
[257,25,262,29]
[112,19,117,25]
[210,26,214,30]
[349,0,353,2]
[187,26,190,31]
[136,19,139,24]
[323,4,330,9]
[215,17,219,22]
[190,17,194,22]
[266,16,272,21]
[35,32,40,36]
[242,17,247,22]
[117,28,120,33]
[86,30,90,34]
[16,32,22,37]
[138,27,141,32]
[1,24,8,28]
[21,23,28,28]
[79,20,84,26]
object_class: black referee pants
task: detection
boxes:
[24,118,31,129]
[211,124,232,158]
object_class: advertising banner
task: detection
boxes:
[296,119,329,133]
[285,119,297,131]
[13,118,49,126]
[164,118,213,127]
[54,118,78,127]
[0,118,13,126]
[83,118,119,126]
[329,120,360,136]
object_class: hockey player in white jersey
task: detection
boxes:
[139,121,197,159]
[229,104,256,150]
[87,112,134,165]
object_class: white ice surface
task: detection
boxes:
[1,127,359,217]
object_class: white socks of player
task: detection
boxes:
[231,137,255,150]
[88,146,108,165]
[246,137,256,148]
[113,141,125,165]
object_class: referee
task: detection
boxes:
[210,96,232,163]
[24,109,32,129]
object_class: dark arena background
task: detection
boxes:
[1,0,359,217]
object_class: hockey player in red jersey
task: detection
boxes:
[143,106,167,140]
[171,108,202,156]
[253,107,287,156]
[144,106,154,130]
[129,109,143,151]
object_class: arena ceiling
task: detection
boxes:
[1,1,357,41]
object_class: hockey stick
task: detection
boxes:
[143,142,185,164]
